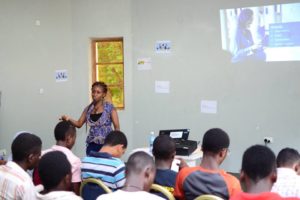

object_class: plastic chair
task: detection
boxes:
[194,194,224,200]
[80,178,112,200]
[150,184,175,200]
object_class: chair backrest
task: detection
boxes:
[80,178,112,200]
[150,184,175,200]
[194,194,224,200]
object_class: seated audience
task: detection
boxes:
[271,148,300,198]
[33,121,81,194]
[0,132,42,200]
[152,134,187,195]
[174,128,241,200]
[230,144,282,200]
[37,151,82,200]
[97,151,164,200]
[81,130,127,190]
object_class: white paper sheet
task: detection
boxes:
[201,100,217,114]
[155,40,171,54]
[137,57,152,70]
[55,69,68,82]
[155,81,170,94]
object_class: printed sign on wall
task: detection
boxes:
[155,40,171,54]
[55,70,68,82]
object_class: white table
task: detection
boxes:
[130,147,203,167]
[175,147,203,166]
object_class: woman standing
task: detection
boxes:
[61,81,120,155]
[231,8,266,63]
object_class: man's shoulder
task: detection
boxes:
[97,190,164,200]
[37,191,83,200]
[218,170,241,192]
[0,161,31,182]
[82,154,124,168]
[43,146,81,164]
[230,192,282,200]
[219,170,239,181]
[178,166,200,174]
[61,148,81,164]
[156,169,177,176]
[42,148,53,155]
[0,164,34,192]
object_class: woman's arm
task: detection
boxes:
[61,108,87,128]
[111,108,120,130]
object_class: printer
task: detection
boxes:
[159,129,198,156]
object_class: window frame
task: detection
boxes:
[91,37,125,110]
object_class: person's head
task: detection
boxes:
[126,151,156,191]
[201,128,230,164]
[54,121,76,149]
[152,135,176,162]
[38,151,72,192]
[238,8,254,29]
[91,81,108,103]
[276,148,300,172]
[103,130,127,158]
[11,132,42,170]
[240,145,276,191]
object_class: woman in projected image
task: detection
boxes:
[231,8,266,63]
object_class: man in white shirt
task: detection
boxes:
[97,151,164,200]
[272,147,300,198]
[0,132,42,200]
[37,151,82,200]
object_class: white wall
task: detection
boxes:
[0,0,73,154]
[131,0,300,171]
[0,0,133,160]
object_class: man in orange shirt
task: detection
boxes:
[174,128,241,200]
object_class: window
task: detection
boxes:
[91,38,124,109]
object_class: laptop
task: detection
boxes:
[159,129,198,156]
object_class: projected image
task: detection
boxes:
[220,3,300,63]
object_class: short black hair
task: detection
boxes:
[201,128,230,153]
[11,132,42,162]
[54,121,76,141]
[38,151,71,190]
[242,145,276,183]
[126,151,155,175]
[276,148,300,167]
[152,135,175,160]
[104,130,127,148]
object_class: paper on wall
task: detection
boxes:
[201,100,217,114]
[155,81,170,94]
[155,40,171,54]
[137,57,152,70]
[55,70,68,82]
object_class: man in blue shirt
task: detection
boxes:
[152,135,187,195]
[81,130,127,190]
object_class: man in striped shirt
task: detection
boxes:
[0,132,42,200]
[81,130,127,190]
